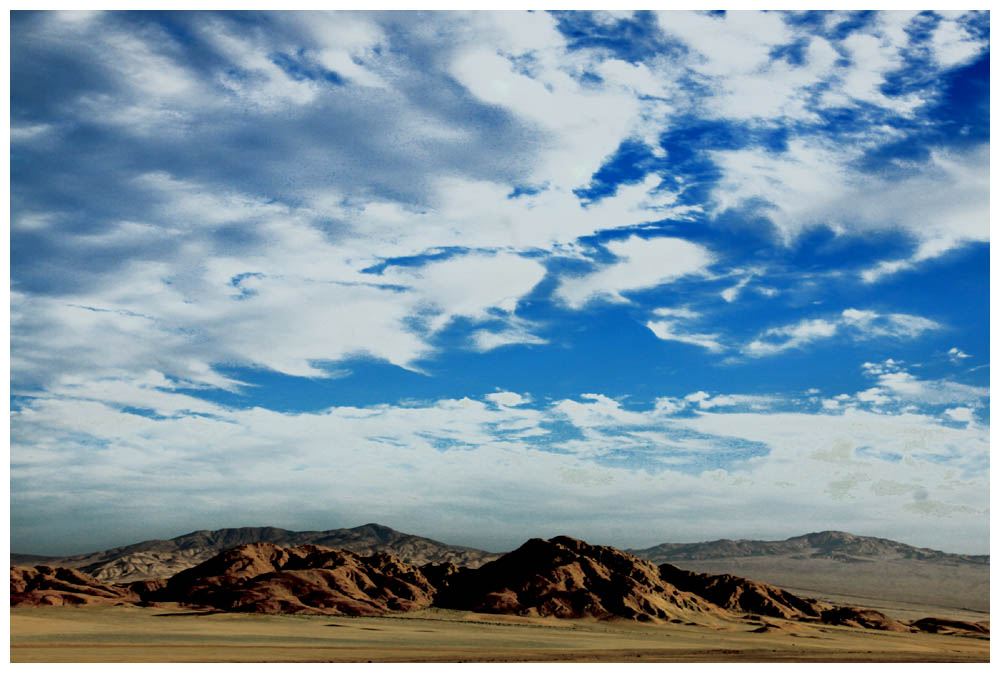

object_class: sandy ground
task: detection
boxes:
[9,604,989,663]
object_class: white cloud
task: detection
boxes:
[557,236,714,309]
[645,307,724,352]
[720,275,751,303]
[311,172,698,263]
[744,318,838,357]
[929,13,987,68]
[846,359,988,413]
[944,407,974,423]
[449,18,647,190]
[200,18,320,109]
[10,123,54,142]
[382,252,547,334]
[484,391,530,407]
[646,320,725,353]
[710,133,987,276]
[858,148,990,282]
[948,347,971,361]
[744,309,940,358]
[11,375,988,553]
[285,11,389,89]
[11,206,553,387]
[470,325,547,353]
[840,309,941,339]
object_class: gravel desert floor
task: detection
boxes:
[10,604,989,663]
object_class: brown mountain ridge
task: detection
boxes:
[11,523,500,583]
[12,525,988,614]
[10,535,989,639]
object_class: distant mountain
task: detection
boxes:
[11,524,499,583]
[9,553,61,567]
[631,531,989,565]
[629,531,989,612]
[11,536,989,638]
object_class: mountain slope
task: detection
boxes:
[17,524,499,582]
[434,536,728,623]
[152,543,436,616]
[10,566,138,607]
[658,563,829,620]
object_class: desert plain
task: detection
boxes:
[10,601,988,663]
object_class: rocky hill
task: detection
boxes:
[152,543,436,616]
[13,524,499,583]
[434,536,728,623]
[10,565,138,607]
[10,536,989,638]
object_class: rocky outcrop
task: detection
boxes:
[434,536,727,623]
[10,565,136,607]
[151,543,436,616]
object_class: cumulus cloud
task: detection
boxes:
[484,391,531,407]
[948,347,971,361]
[557,236,715,309]
[944,407,974,423]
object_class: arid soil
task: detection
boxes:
[9,604,989,663]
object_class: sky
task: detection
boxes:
[9,9,990,556]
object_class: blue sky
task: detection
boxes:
[10,10,989,555]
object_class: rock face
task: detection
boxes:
[658,563,829,620]
[435,536,727,623]
[153,543,436,616]
[15,524,499,583]
[10,566,136,607]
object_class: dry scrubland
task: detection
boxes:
[10,603,988,663]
